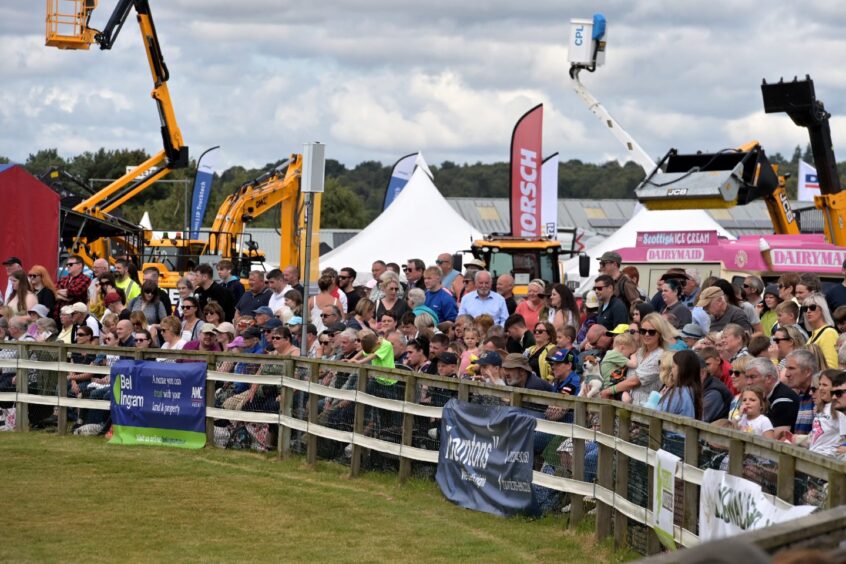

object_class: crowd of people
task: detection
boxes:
[1,250,845,466]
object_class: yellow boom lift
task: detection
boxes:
[46,0,189,264]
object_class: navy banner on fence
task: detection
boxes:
[110,360,207,449]
[435,399,537,516]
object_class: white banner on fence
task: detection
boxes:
[652,449,679,550]
[698,469,816,542]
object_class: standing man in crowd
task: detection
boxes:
[193,263,234,321]
[423,266,457,322]
[594,274,628,330]
[114,258,141,303]
[496,274,517,315]
[405,259,426,291]
[236,271,271,320]
[457,270,508,326]
[284,265,304,296]
[55,256,91,319]
[339,268,361,314]
[217,259,245,304]
[436,253,463,298]
[596,251,640,310]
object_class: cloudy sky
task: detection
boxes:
[2,1,846,172]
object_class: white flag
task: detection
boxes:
[797,160,820,202]
[541,153,558,238]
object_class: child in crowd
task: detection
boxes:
[807,370,846,456]
[459,327,481,377]
[600,332,638,402]
[737,385,775,439]
[556,325,577,351]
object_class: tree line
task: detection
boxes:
[2,145,841,231]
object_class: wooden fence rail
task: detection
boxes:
[2,342,845,556]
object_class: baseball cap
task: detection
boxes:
[200,324,217,334]
[27,304,50,318]
[242,326,262,340]
[605,324,630,336]
[584,290,599,309]
[71,302,88,314]
[501,353,531,372]
[103,291,122,306]
[547,348,576,365]
[2,257,22,266]
[60,305,74,316]
[475,350,502,367]
[597,251,622,264]
[680,323,705,340]
[214,321,236,336]
[437,351,459,365]
[254,306,274,317]
[286,316,303,326]
[262,318,284,331]
[696,287,724,308]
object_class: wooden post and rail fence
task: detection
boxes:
[1,341,845,556]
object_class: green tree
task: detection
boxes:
[321,178,366,228]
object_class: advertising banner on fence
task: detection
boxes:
[435,399,537,517]
[652,449,679,550]
[509,104,543,238]
[110,360,207,449]
[698,469,816,541]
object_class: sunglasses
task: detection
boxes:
[533,329,547,334]
[772,337,790,343]
[338,275,350,280]
[593,286,606,291]
[598,261,611,267]
[135,338,149,342]
[27,273,39,278]
[144,290,155,295]
[729,370,744,377]
[804,304,819,312]
[319,339,330,345]
[639,328,658,336]
[65,262,79,267]
[271,336,283,341]
[833,389,846,398]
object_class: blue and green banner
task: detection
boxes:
[110,360,207,449]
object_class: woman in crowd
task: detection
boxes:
[453,314,474,347]
[308,274,343,332]
[769,325,806,377]
[203,302,226,326]
[6,271,37,314]
[376,271,408,321]
[159,316,187,350]
[606,312,670,406]
[660,278,692,329]
[526,321,557,382]
[100,313,118,345]
[127,280,167,326]
[92,273,123,319]
[173,277,193,319]
[803,293,838,369]
[346,298,375,331]
[720,324,749,363]
[130,311,159,347]
[657,349,703,419]
[413,311,436,341]
[179,296,204,342]
[515,279,546,330]
[284,289,303,317]
[547,283,581,333]
[34,318,58,342]
[630,302,655,326]
[758,284,782,337]
[807,371,846,457]
[726,355,753,421]
[27,265,56,313]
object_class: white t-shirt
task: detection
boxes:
[268,289,289,316]
[161,339,187,351]
[809,403,846,457]
[738,414,773,436]
[85,315,101,337]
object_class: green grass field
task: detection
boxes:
[0,433,633,563]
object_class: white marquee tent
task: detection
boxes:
[320,167,483,281]
[563,209,735,293]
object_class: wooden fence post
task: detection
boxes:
[306,361,319,466]
[683,426,699,536]
[279,359,295,459]
[645,417,663,555]
[614,408,631,549]
[569,401,587,529]
[350,367,367,477]
[728,439,744,477]
[204,353,216,446]
[15,344,29,432]
[57,344,68,435]
[777,452,796,505]
[398,373,417,483]
[826,469,846,509]
[595,404,615,542]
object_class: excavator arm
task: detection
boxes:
[208,154,316,269]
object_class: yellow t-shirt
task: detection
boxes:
[808,325,838,369]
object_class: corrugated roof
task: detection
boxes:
[0,164,15,174]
